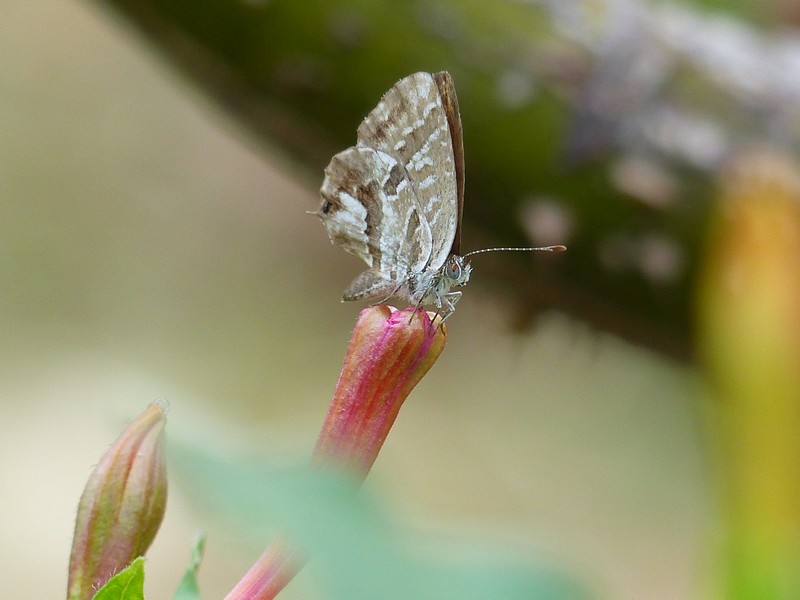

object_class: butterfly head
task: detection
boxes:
[443,254,472,289]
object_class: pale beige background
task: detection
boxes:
[0,2,708,599]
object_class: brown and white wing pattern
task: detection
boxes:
[318,146,432,301]
[315,72,558,315]
[356,71,463,270]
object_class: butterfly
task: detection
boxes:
[314,71,564,320]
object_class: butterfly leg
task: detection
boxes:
[436,291,462,326]
[425,287,448,329]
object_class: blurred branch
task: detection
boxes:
[94,0,800,359]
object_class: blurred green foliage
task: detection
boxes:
[171,441,588,599]
[98,0,800,358]
[697,149,800,599]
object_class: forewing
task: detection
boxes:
[433,71,465,257]
[356,72,460,269]
[318,146,432,287]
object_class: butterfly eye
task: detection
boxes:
[448,260,461,278]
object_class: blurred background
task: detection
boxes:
[2,1,798,599]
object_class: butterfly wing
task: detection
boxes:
[432,72,465,257]
[318,146,432,301]
[356,71,463,269]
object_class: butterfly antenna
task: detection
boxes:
[462,245,566,258]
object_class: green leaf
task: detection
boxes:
[172,534,206,600]
[92,557,145,600]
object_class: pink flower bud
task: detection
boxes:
[67,403,168,600]
[225,306,446,600]
[312,305,447,474]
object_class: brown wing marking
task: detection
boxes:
[317,146,432,290]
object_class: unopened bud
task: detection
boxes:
[67,402,168,600]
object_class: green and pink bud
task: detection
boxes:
[67,402,168,600]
